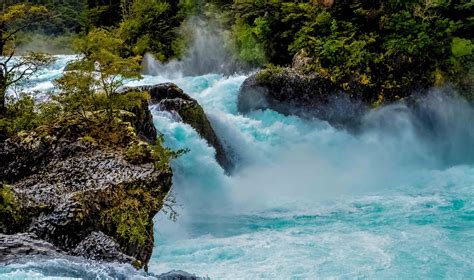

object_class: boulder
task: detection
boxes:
[123,83,234,173]
[0,112,173,270]
[0,233,64,263]
[157,270,203,280]
[238,54,368,128]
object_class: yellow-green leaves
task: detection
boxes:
[452,37,474,57]
[0,4,47,24]
[57,28,142,121]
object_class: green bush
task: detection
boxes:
[231,0,474,101]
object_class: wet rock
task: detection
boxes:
[158,270,204,280]
[238,55,368,128]
[72,231,136,264]
[0,114,173,269]
[123,83,234,173]
[0,233,64,263]
[125,99,158,143]
[239,68,367,128]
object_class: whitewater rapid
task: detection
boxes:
[1,56,473,279]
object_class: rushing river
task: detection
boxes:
[1,55,473,279]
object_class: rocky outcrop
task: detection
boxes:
[0,233,64,263]
[157,270,203,280]
[238,52,368,128]
[123,83,234,173]
[0,113,173,270]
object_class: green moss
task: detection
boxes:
[178,105,206,132]
[100,187,164,246]
[125,141,153,164]
[82,135,96,144]
[255,65,285,84]
[0,184,23,233]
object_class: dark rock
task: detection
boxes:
[0,114,173,269]
[0,233,64,263]
[238,67,367,128]
[158,270,204,280]
[129,99,158,143]
[72,231,136,264]
[122,83,234,173]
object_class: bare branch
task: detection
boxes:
[2,23,30,42]
[6,65,35,87]
[4,49,15,65]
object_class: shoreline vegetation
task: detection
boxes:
[10,0,474,100]
[0,0,473,271]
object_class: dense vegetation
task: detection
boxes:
[0,0,473,131]
[230,0,474,102]
[0,4,182,169]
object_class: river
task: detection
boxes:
[1,55,473,279]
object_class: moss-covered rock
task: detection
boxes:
[239,64,367,128]
[0,110,173,269]
[122,83,234,173]
[0,184,24,233]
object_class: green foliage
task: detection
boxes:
[0,184,23,233]
[100,187,160,246]
[125,141,153,164]
[2,94,61,137]
[125,134,188,169]
[231,0,474,101]
[85,0,122,29]
[0,4,54,116]
[5,94,37,134]
[117,0,185,60]
[150,134,188,170]
[57,28,142,120]
[231,19,267,65]
[5,0,87,35]
[452,37,474,57]
[54,60,97,118]
[113,90,149,112]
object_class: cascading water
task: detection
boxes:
[144,73,474,279]
[1,52,473,279]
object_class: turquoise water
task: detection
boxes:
[1,57,473,279]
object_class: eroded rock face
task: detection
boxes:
[123,83,234,173]
[0,233,64,263]
[238,54,368,128]
[72,231,136,264]
[0,114,173,270]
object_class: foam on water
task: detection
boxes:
[1,55,473,279]
[0,258,154,280]
[144,74,474,279]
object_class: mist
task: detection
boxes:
[16,33,75,55]
[142,18,241,78]
[153,84,474,216]
[139,17,474,229]
[225,89,474,211]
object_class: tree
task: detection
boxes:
[56,28,142,120]
[117,0,184,60]
[0,4,54,116]
[54,60,97,119]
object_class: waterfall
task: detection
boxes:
[2,54,473,279]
